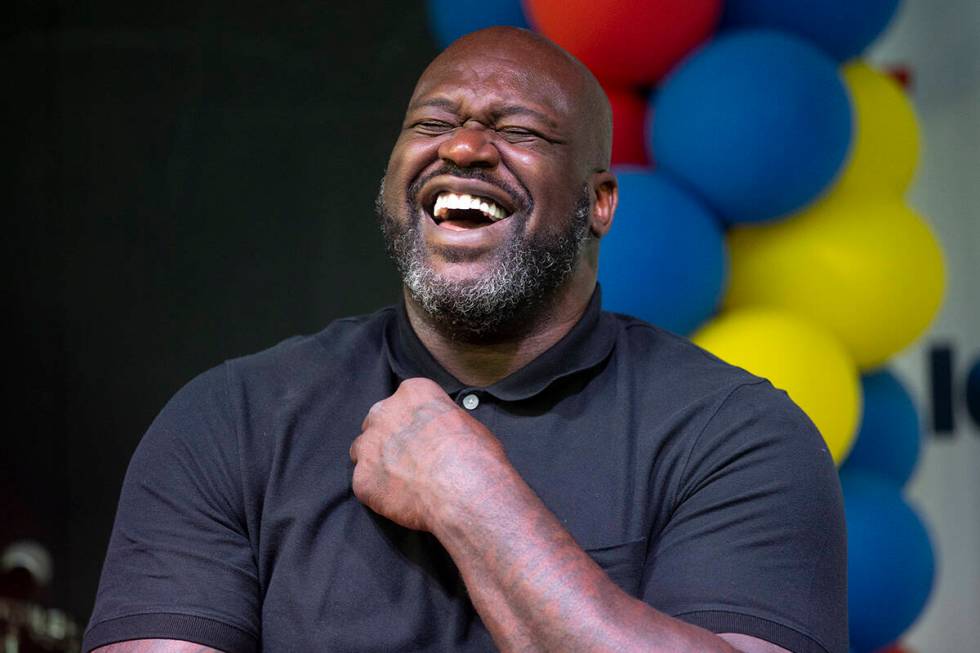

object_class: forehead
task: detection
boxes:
[409,49,580,120]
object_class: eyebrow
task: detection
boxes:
[408,97,560,130]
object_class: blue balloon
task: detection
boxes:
[841,471,936,653]
[426,0,530,49]
[722,0,902,62]
[840,370,921,487]
[599,168,727,335]
[650,30,852,224]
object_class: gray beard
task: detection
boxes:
[376,177,592,341]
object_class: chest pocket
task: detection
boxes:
[583,537,648,597]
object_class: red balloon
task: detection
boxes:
[604,86,651,166]
[524,0,722,86]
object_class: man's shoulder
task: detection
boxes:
[602,311,825,457]
[225,305,396,373]
[601,310,765,394]
[185,305,399,407]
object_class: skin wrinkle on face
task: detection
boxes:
[378,27,613,342]
[414,31,612,169]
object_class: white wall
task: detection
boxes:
[868,1,980,650]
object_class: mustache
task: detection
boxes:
[408,163,531,213]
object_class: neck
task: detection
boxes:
[404,270,596,388]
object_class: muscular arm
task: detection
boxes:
[430,446,766,652]
[351,378,790,653]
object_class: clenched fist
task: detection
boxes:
[349,378,509,533]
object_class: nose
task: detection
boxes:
[437,124,500,168]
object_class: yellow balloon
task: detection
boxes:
[725,196,946,370]
[833,62,921,197]
[693,308,861,464]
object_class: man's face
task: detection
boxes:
[378,43,598,337]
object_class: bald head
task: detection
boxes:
[415,27,613,171]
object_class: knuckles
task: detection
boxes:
[363,378,449,429]
[398,377,446,398]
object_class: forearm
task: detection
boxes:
[431,462,739,653]
[352,379,787,652]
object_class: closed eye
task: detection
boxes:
[413,120,455,135]
[497,127,544,143]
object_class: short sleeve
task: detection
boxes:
[643,381,847,653]
[83,366,259,653]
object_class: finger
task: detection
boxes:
[351,460,366,500]
[400,377,444,398]
[349,435,361,463]
[361,399,385,431]
[350,459,376,505]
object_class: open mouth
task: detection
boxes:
[428,191,514,231]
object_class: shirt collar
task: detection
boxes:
[383,286,616,401]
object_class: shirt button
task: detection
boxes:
[462,393,480,410]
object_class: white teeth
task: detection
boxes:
[432,191,508,221]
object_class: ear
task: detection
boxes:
[589,170,618,238]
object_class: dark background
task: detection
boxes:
[4,0,437,625]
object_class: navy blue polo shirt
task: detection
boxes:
[84,289,847,653]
